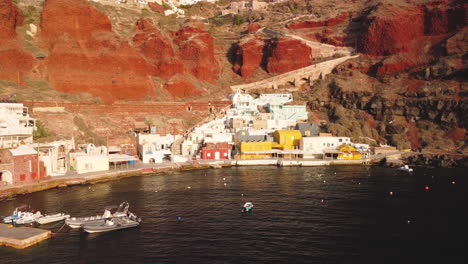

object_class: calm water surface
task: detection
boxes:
[0,166,466,264]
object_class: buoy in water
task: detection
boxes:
[187,186,191,189]
[389,191,394,196]
[406,220,411,224]
[224,183,227,186]
[425,186,430,191]
[452,181,456,185]
[177,216,182,221]
[223,178,226,181]
[320,199,325,204]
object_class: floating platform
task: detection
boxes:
[0,224,51,249]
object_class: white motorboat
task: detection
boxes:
[66,202,131,228]
[82,212,141,233]
[397,165,413,172]
[3,205,42,224]
[3,205,29,224]
[14,211,43,225]
[242,202,254,213]
[36,213,70,225]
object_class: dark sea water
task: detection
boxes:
[0,166,466,264]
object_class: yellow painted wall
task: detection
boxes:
[273,130,302,147]
[338,152,362,160]
[240,141,273,159]
[337,145,362,160]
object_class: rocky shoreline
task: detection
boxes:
[404,154,468,168]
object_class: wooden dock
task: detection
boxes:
[0,224,51,249]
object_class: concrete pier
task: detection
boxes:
[0,224,51,249]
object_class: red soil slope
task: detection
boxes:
[40,0,154,103]
[232,35,265,79]
[0,0,34,86]
[266,38,312,74]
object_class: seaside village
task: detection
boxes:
[0,91,400,188]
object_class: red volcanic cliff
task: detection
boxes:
[266,38,312,74]
[424,1,466,35]
[0,0,34,86]
[40,0,154,103]
[357,5,425,56]
[232,36,265,79]
[133,19,219,92]
[163,75,202,98]
[173,26,220,84]
[247,23,262,33]
[148,2,166,13]
[133,19,183,79]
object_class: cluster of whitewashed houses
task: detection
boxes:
[0,91,372,187]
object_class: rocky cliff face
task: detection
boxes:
[0,0,34,86]
[266,38,312,74]
[232,35,265,79]
[232,36,312,78]
[40,0,154,103]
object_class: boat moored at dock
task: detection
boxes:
[35,213,70,225]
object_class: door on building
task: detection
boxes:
[214,152,220,160]
[0,170,13,185]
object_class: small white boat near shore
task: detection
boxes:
[397,165,413,172]
[36,213,70,225]
[13,211,43,225]
[242,202,254,213]
[66,202,132,229]
[82,213,141,233]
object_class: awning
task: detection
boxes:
[109,154,138,162]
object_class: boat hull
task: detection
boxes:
[83,222,139,233]
[66,216,104,229]
[36,214,70,225]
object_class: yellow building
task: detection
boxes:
[240,141,273,160]
[337,145,362,160]
[273,130,302,150]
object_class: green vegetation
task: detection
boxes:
[233,14,246,25]
[287,0,298,13]
[162,3,171,10]
[141,8,151,17]
[33,120,49,140]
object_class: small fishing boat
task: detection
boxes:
[3,205,42,224]
[66,202,131,228]
[81,212,141,233]
[13,211,43,225]
[36,213,70,225]
[3,205,29,224]
[397,165,413,172]
[242,202,254,213]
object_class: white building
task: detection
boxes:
[69,144,110,174]
[137,134,181,163]
[71,154,109,174]
[227,90,307,121]
[300,136,351,158]
[35,139,75,177]
[0,103,36,149]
